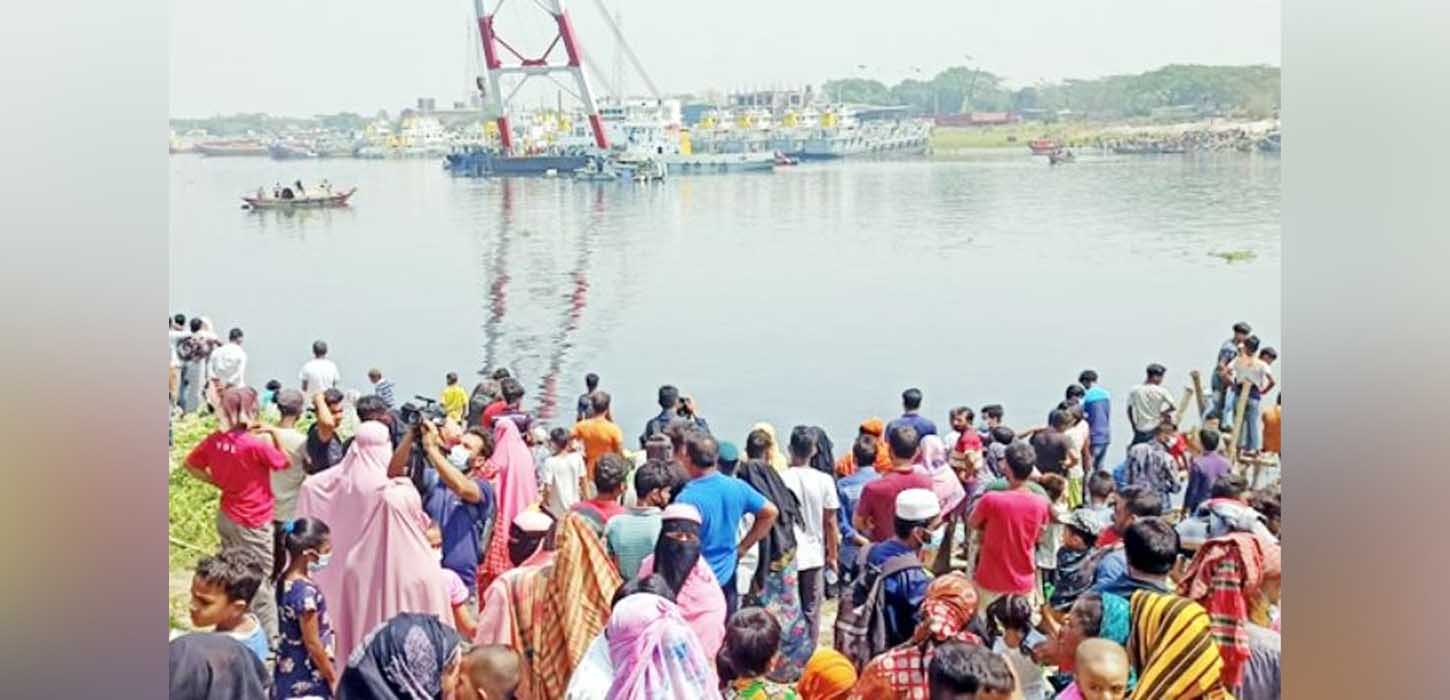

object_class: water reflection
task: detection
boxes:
[171,154,1280,456]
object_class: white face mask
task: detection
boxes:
[928,524,946,549]
[307,552,331,572]
[447,445,472,469]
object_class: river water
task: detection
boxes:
[170,149,1280,460]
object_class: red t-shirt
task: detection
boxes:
[968,488,1051,594]
[186,429,289,528]
[954,430,983,453]
[856,470,935,542]
[1096,528,1122,548]
[480,400,507,428]
[575,498,627,524]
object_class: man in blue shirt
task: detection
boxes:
[1090,485,1162,590]
[1091,517,1177,597]
[837,435,882,590]
[887,387,937,439]
[1079,369,1112,467]
[414,423,496,602]
[675,430,777,618]
[862,488,938,648]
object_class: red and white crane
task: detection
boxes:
[470,0,661,154]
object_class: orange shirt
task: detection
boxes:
[571,417,623,477]
[1261,404,1281,454]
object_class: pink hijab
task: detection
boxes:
[605,594,721,700]
[915,434,966,515]
[293,422,393,610]
[334,479,456,662]
[636,554,727,659]
[480,420,540,581]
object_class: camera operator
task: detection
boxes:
[388,420,496,607]
[639,384,711,448]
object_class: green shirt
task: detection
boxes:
[985,477,1049,498]
[604,507,662,580]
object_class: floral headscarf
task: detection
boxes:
[337,613,464,700]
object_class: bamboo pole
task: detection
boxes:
[1189,370,1208,420]
[1176,386,1195,428]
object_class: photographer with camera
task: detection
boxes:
[638,384,711,448]
[386,418,497,604]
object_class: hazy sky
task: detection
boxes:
[170,0,1280,117]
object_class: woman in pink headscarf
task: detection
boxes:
[606,593,721,700]
[333,477,456,663]
[914,434,966,515]
[293,421,393,610]
[478,418,540,590]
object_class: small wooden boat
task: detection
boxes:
[1028,138,1059,155]
[242,187,356,209]
[1048,150,1076,165]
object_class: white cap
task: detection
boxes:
[895,488,941,521]
[513,510,554,533]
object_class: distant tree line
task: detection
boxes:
[170,112,371,136]
[821,64,1280,119]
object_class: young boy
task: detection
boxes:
[188,549,269,662]
[440,372,469,422]
[539,427,587,515]
[1050,510,1104,609]
[604,460,671,579]
[1084,471,1117,529]
[455,644,522,700]
[1058,638,1131,700]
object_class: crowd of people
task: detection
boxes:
[168,315,1282,700]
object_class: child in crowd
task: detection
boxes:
[1035,473,1069,599]
[274,518,337,698]
[1083,471,1117,529]
[539,426,587,514]
[190,548,270,663]
[439,566,477,641]
[440,371,468,422]
[719,607,798,700]
[983,426,1015,480]
[1057,638,1131,700]
[260,379,283,421]
[983,594,1050,700]
[1050,510,1104,610]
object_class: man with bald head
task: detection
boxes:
[1062,638,1130,700]
[455,644,521,700]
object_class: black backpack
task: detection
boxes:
[833,543,925,671]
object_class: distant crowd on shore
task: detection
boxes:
[168,313,1282,700]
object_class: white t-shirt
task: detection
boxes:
[781,465,841,571]
[209,343,247,387]
[541,451,586,514]
[993,632,1050,700]
[736,513,758,589]
[1127,383,1177,433]
[270,427,308,522]
[1231,356,1274,393]
[298,358,341,400]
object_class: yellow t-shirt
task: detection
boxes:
[439,385,468,422]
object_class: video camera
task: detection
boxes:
[399,395,448,430]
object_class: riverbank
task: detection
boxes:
[930,117,1279,150]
